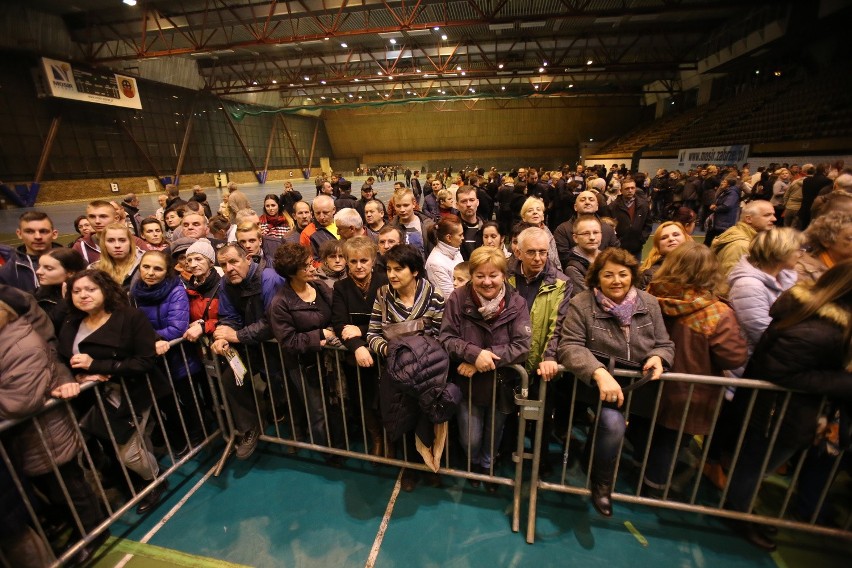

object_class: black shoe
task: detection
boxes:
[590,481,613,517]
[422,472,442,488]
[235,429,260,460]
[723,519,777,552]
[136,479,169,514]
[401,468,418,492]
[70,529,111,566]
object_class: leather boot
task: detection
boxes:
[590,457,616,518]
[370,436,384,458]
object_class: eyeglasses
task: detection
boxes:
[522,249,548,258]
[574,231,602,238]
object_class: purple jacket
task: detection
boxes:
[438,284,531,406]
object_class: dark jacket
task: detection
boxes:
[309,225,338,263]
[439,284,531,406]
[739,285,852,449]
[268,281,333,372]
[553,216,620,271]
[799,173,833,229]
[331,272,388,355]
[335,194,358,211]
[217,261,284,345]
[609,194,653,255]
[0,243,64,293]
[563,248,593,298]
[711,182,741,232]
[381,334,456,442]
[57,307,172,437]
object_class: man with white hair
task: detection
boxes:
[334,208,365,241]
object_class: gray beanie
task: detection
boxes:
[185,238,216,265]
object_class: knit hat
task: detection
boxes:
[186,238,216,265]
[170,237,197,258]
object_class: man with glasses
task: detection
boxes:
[563,215,602,297]
[507,226,572,478]
[553,190,620,271]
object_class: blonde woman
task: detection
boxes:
[520,196,560,273]
[638,221,689,289]
[90,223,142,288]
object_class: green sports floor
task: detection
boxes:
[84,440,852,568]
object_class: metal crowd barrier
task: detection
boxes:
[523,368,852,543]
[0,339,227,568]
[210,341,533,532]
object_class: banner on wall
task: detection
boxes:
[676,145,749,169]
[37,57,142,110]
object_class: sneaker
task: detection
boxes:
[235,429,260,460]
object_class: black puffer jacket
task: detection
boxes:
[380,334,458,443]
[738,285,852,448]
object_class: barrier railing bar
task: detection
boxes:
[689,387,727,505]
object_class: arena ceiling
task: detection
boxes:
[24,0,791,108]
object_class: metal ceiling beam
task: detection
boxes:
[69,0,743,63]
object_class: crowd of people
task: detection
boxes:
[0,160,850,562]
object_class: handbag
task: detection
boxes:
[377,286,426,341]
[590,351,655,410]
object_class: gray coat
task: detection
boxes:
[556,288,674,387]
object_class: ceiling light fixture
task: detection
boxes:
[390,38,397,45]
[501,86,506,90]
[441,34,447,40]
[123,0,137,5]
[341,43,348,48]
[271,79,277,84]
[543,62,548,67]
[434,26,440,31]
[538,67,544,73]
[320,80,326,84]
[304,76,310,81]
[498,63,504,69]
[568,83,574,88]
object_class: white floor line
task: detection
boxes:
[365,469,404,568]
[112,464,218,568]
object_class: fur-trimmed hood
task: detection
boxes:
[788,284,850,328]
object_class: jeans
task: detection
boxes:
[457,403,508,470]
[591,407,627,469]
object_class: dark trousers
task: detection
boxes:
[30,460,106,535]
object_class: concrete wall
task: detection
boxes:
[321,97,642,169]
[32,168,326,204]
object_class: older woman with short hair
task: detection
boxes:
[520,196,560,273]
[557,248,674,517]
[728,228,802,353]
[439,247,531,490]
[332,237,387,456]
[797,211,852,284]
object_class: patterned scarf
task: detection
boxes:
[647,281,724,336]
[593,286,639,327]
[474,284,506,321]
